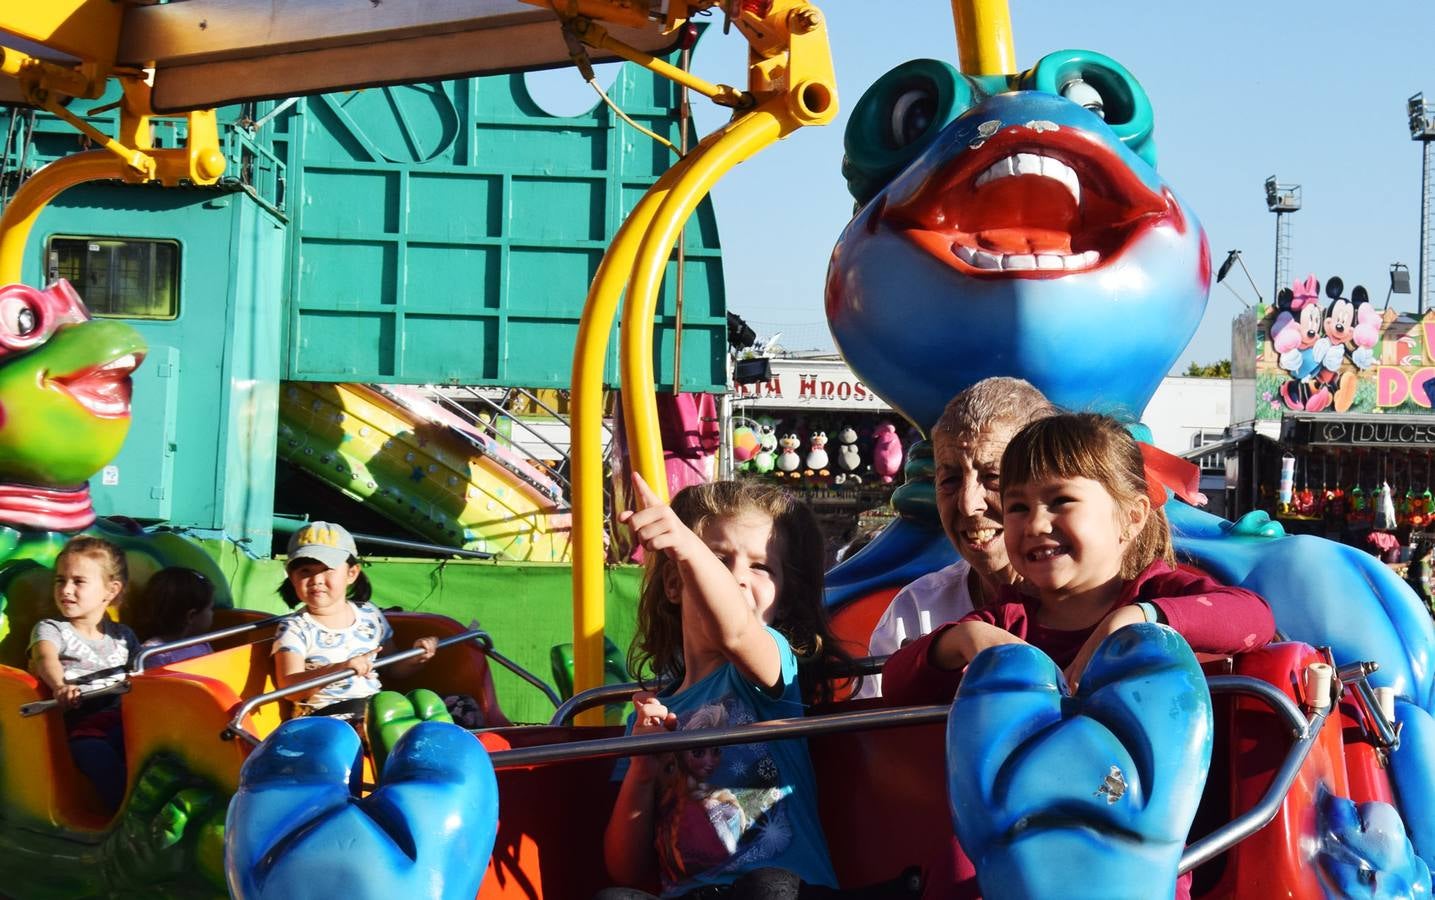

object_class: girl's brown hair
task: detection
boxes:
[56,536,129,599]
[1000,413,1174,579]
[627,480,852,704]
[132,567,215,642]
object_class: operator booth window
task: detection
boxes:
[46,237,180,320]
[1191,431,1227,476]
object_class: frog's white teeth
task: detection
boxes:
[1027,546,1065,561]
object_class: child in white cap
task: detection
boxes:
[272,522,438,723]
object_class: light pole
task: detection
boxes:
[1409,93,1435,315]
[1265,176,1301,301]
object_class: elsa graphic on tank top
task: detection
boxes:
[654,701,795,885]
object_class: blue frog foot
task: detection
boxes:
[225,717,497,900]
[946,623,1212,900]
[1317,789,1431,899]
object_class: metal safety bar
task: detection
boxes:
[490,703,950,770]
[132,613,290,674]
[551,680,644,726]
[1178,675,1330,873]
[1336,660,1400,750]
[221,629,491,745]
[521,669,1330,873]
[19,681,129,717]
[486,646,563,709]
[548,656,888,726]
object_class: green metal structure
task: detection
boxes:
[1,54,726,550]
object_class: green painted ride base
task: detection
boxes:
[206,541,641,725]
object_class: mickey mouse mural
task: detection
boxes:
[1270,274,1381,413]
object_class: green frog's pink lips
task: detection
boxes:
[46,351,144,418]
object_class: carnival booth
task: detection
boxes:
[730,355,908,558]
[1234,275,1435,555]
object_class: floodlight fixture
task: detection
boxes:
[1391,263,1411,294]
[1410,93,1435,141]
[1387,263,1412,310]
[1265,176,1301,212]
[726,312,757,351]
[1215,249,1260,308]
[732,357,772,385]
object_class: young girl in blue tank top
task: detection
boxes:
[600,475,852,899]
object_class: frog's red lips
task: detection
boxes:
[48,352,143,417]
[880,127,1173,278]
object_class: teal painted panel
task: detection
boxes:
[507,248,600,315]
[399,315,498,382]
[300,240,398,306]
[302,169,398,233]
[92,345,178,520]
[18,184,287,544]
[408,173,501,239]
[406,244,499,312]
[273,42,725,389]
[474,122,605,170]
[509,177,604,242]
[296,311,396,377]
[506,318,582,385]
[218,199,285,549]
[659,257,726,320]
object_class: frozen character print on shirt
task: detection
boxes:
[654,701,794,885]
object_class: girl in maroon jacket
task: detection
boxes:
[885,412,1274,706]
[885,413,1274,900]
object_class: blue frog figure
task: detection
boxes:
[826,49,1435,896]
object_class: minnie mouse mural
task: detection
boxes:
[1271,274,1381,412]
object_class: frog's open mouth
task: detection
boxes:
[881,127,1173,277]
[48,352,143,418]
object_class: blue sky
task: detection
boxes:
[534,2,1435,368]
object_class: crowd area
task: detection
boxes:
[28,377,1293,900]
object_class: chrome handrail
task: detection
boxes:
[547,657,887,726]
[490,703,950,769]
[20,681,130,717]
[132,613,290,673]
[486,645,562,709]
[1178,675,1330,873]
[221,629,490,745]
[1337,660,1400,750]
[550,680,645,726]
[517,668,1329,874]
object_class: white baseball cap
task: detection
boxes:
[285,522,358,570]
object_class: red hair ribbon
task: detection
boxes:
[1138,443,1208,509]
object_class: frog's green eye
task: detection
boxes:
[1022,50,1156,167]
[842,59,971,205]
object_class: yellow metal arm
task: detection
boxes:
[0,151,129,283]
[569,17,751,109]
[620,0,836,508]
[0,47,225,285]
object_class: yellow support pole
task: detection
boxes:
[569,0,836,710]
[0,150,132,283]
[569,156,699,725]
[619,108,788,502]
[951,0,1017,76]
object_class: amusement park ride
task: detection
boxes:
[0,1,1432,898]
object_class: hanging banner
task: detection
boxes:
[733,358,892,412]
[1255,273,1435,420]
